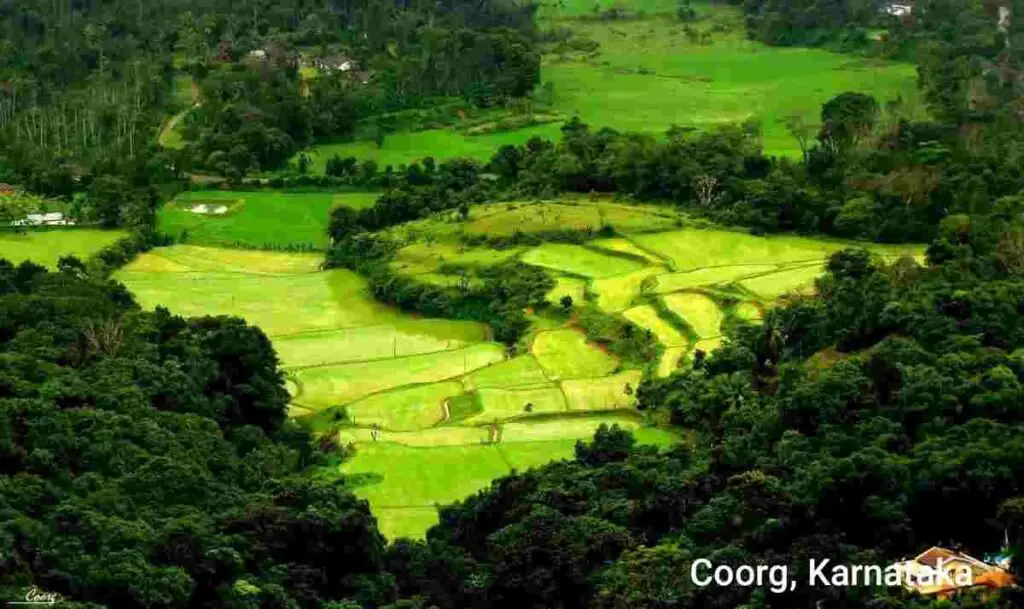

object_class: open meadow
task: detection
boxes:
[116,242,674,539]
[293,1,919,169]
[0,229,126,268]
[158,190,380,249]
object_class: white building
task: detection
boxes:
[885,3,912,16]
[12,212,75,227]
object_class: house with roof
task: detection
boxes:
[895,546,1016,599]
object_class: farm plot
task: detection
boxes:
[532,329,619,379]
[292,344,505,408]
[591,267,663,312]
[662,292,726,338]
[0,229,125,268]
[117,243,681,540]
[521,243,645,278]
[653,265,779,293]
[158,190,379,249]
[623,305,687,347]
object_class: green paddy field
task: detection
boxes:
[158,190,380,249]
[295,1,919,168]
[0,229,125,268]
[110,193,925,539]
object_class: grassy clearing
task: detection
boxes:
[662,292,725,338]
[522,243,645,278]
[341,442,510,507]
[623,305,687,347]
[740,263,827,299]
[532,329,619,379]
[159,190,379,249]
[634,229,921,271]
[345,381,463,431]
[341,418,678,538]
[469,386,567,422]
[293,344,506,408]
[653,264,778,292]
[562,370,643,410]
[0,229,125,268]
[591,267,662,312]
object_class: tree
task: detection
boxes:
[559,294,574,312]
[819,92,880,154]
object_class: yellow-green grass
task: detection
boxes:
[653,264,778,293]
[740,263,827,299]
[658,346,688,378]
[390,242,523,275]
[465,200,677,236]
[159,190,379,249]
[0,229,125,268]
[293,344,506,408]
[633,229,921,272]
[540,8,921,157]
[623,305,687,346]
[562,370,643,410]
[345,381,463,430]
[532,329,619,379]
[273,322,485,368]
[734,301,763,322]
[663,292,725,338]
[590,237,665,263]
[522,243,644,278]
[500,412,651,443]
[467,386,567,423]
[591,267,662,312]
[123,244,323,275]
[694,337,724,356]
[341,418,679,538]
[121,267,396,337]
[338,423,492,447]
[463,355,552,389]
[372,507,443,541]
[546,275,589,306]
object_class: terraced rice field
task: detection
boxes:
[117,244,670,539]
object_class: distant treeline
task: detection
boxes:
[320,89,1024,246]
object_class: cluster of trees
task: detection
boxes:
[740,0,882,46]
[7,240,1024,607]
[0,259,388,607]
[1,0,541,211]
[325,232,552,345]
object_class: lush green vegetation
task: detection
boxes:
[9,0,1024,605]
[296,1,918,168]
[159,190,380,249]
[0,229,126,268]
